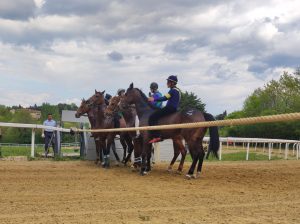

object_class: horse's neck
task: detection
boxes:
[122,108,136,126]
[88,105,105,128]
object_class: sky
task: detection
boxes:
[0,0,300,115]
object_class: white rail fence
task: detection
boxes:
[0,122,70,157]
[0,122,299,160]
[203,137,300,161]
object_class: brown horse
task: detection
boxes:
[75,90,121,167]
[104,95,136,164]
[118,96,186,174]
[120,83,219,178]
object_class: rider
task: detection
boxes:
[148,75,181,143]
[115,89,126,128]
[104,93,112,106]
[149,82,163,109]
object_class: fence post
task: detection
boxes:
[246,142,250,161]
[219,142,222,161]
[285,143,289,159]
[268,143,272,160]
[31,128,35,157]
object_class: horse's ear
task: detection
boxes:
[101,90,105,95]
[129,83,134,89]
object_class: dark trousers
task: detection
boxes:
[148,106,177,138]
[44,131,56,154]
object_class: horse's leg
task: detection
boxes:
[186,142,200,179]
[145,144,152,172]
[124,134,134,165]
[119,133,127,162]
[99,139,106,167]
[167,139,181,172]
[140,141,148,175]
[132,136,142,170]
[109,134,120,163]
[94,139,100,164]
[177,140,187,173]
[196,143,205,178]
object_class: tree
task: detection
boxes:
[224,68,300,139]
[179,91,206,112]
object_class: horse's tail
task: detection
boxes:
[203,112,220,159]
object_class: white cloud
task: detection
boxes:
[0,0,300,115]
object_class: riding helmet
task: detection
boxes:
[117,88,125,96]
[167,75,178,84]
[150,82,158,90]
[105,93,112,101]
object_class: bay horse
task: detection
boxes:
[104,95,136,164]
[118,96,186,174]
[75,90,121,167]
[120,83,219,178]
[105,96,142,168]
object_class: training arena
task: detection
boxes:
[0,113,300,223]
[0,160,299,223]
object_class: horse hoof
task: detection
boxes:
[192,172,200,179]
[185,174,192,180]
[167,166,173,172]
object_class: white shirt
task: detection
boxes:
[43,119,56,132]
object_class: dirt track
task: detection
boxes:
[0,160,299,224]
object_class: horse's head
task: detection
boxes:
[90,89,106,106]
[104,96,121,116]
[75,90,106,118]
[75,98,91,118]
[120,83,139,109]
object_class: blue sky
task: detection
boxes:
[0,0,299,115]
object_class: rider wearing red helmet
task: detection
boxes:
[148,75,181,143]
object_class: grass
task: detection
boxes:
[186,151,281,162]
[0,146,80,158]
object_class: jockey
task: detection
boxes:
[148,75,181,143]
[115,88,126,128]
[149,82,163,109]
[117,88,125,97]
[104,93,112,106]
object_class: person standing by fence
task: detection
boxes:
[42,113,57,157]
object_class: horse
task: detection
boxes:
[120,83,220,178]
[104,95,136,164]
[105,95,145,168]
[75,90,121,167]
[119,93,186,174]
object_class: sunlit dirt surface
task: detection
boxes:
[0,160,299,223]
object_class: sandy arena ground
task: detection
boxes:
[0,160,299,224]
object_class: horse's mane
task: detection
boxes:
[134,88,158,110]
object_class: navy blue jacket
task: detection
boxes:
[155,87,181,110]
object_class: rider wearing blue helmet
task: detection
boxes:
[148,75,181,143]
[149,82,163,109]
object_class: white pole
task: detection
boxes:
[219,143,222,161]
[263,143,265,153]
[292,143,296,156]
[279,143,282,153]
[268,143,271,160]
[285,143,289,160]
[246,142,250,161]
[296,144,299,160]
[255,142,257,151]
[31,128,35,158]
